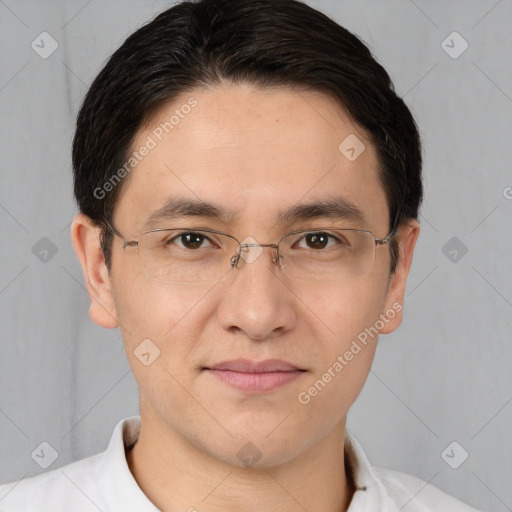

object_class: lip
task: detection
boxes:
[203,359,306,393]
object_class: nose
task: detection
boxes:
[216,244,297,341]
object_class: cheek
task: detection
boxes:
[293,280,387,431]
[300,278,387,375]
[111,273,216,361]
[298,275,388,344]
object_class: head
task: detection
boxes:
[71,0,422,469]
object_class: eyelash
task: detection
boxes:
[163,230,345,250]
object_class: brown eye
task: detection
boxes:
[184,233,206,249]
[305,232,329,249]
[167,232,213,250]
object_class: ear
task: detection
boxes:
[70,213,119,329]
[380,219,420,334]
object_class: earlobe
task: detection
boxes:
[380,219,420,335]
[70,213,119,329]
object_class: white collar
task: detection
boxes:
[99,415,397,511]
[98,415,159,511]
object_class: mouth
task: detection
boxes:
[202,359,307,393]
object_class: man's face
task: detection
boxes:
[78,83,417,468]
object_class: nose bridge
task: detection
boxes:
[231,240,280,269]
[218,239,296,340]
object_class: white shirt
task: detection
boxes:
[0,416,481,511]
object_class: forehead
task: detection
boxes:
[115,83,388,234]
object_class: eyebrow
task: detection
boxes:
[142,195,364,229]
[276,197,364,224]
[143,197,231,228]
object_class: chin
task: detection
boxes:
[225,425,309,469]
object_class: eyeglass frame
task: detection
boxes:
[100,215,399,280]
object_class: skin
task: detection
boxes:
[71,82,419,512]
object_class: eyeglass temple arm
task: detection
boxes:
[376,203,403,245]
[101,216,138,248]
[376,221,401,245]
[101,216,119,236]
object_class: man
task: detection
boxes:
[0,0,481,510]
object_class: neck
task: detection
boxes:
[126,409,355,512]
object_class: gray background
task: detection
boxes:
[0,0,511,510]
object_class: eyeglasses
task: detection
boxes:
[102,218,396,284]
